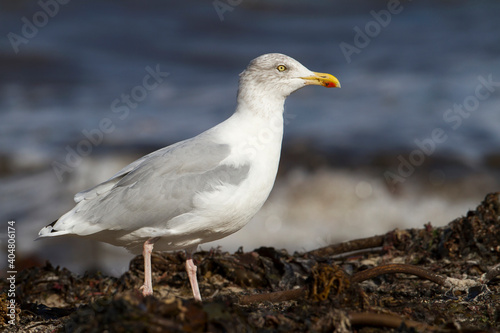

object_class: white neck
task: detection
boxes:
[235,83,287,120]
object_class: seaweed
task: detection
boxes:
[2,193,499,332]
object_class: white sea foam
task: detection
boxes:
[205,168,494,253]
[2,149,497,276]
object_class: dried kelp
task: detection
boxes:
[2,193,499,332]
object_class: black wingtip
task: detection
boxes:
[47,220,58,228]
[35,219,59,241]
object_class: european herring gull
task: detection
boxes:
[38,53,340,301]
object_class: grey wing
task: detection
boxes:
[73,142,182,203]
[63,136,249,233]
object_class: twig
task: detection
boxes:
[351,264,447,286]
[330,247,384,260]
[239,263,449,304]
[306,235,384,257]
[238,287,306,305]
[24,319,62,329]
[481,263,500,284]
[349,311,434,330]
[239,261,491,305]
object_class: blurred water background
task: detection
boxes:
[1,0,499,275]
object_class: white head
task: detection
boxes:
[237,53,340,106]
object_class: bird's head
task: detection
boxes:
[238,53,340,101]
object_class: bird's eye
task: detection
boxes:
[276,65,287,72]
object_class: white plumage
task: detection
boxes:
[38,53,340,301]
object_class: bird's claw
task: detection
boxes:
[140,284,153,297]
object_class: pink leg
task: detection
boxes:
[186,252,202,301]
[140,238,155,296]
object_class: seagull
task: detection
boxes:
[38,53,340,301]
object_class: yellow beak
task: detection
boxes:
[301,72,341,88]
